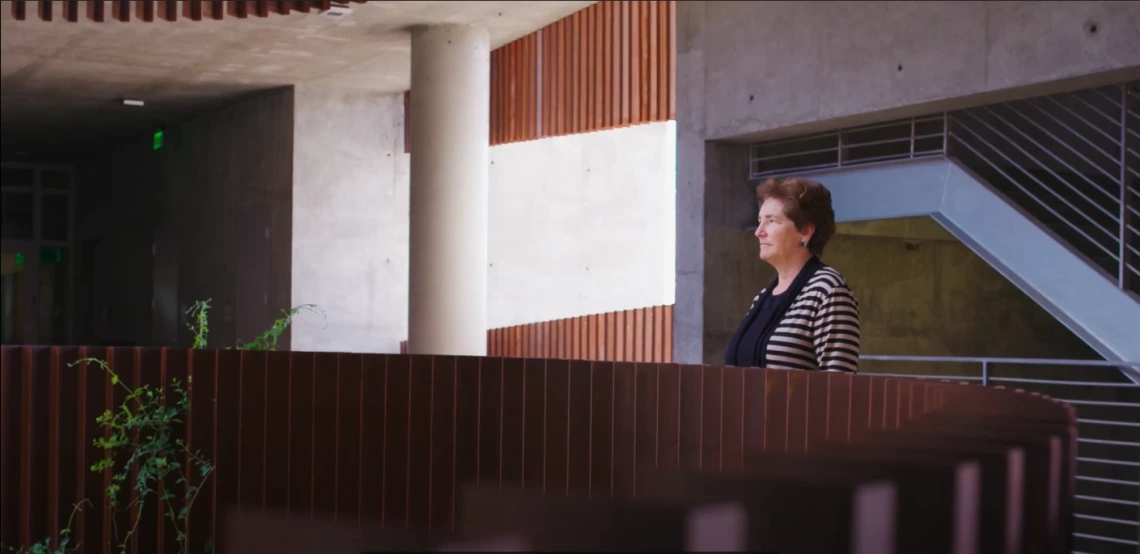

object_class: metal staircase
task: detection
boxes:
[747,80,1140,552]
[946,83,1139,297]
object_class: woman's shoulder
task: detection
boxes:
[807,264,855,293]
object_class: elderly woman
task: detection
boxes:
[724,177,861,373]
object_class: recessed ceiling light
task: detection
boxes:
[122,99,145,107]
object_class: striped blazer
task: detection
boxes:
[736,265,861,373]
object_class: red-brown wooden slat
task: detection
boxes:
[567,14,576,135]
[10,1,27,21]
[658,0,667,119]
[206,0,225,20]
[491,45,499,144]
[38,0,53,22]
[524,34,532,140]
[517,38,526,141]
[510,40,519,143]
[496,47,504,144]
[535,27,544,139]
[111,0,130,21]
[652,0,661,121]
[87,0,106,23]
[62,0,79,22]
[42,350,58,549]
[183,0,203,20]
[269,0,291,15]
[596,3,606,128]
[558,18,568,136]
[17,348,33,548]
[583,7,593,133]
[157,0,178,21]
[531,34,537,140]
[580,8,589,133]
[227,0,248,18]
[3,345,1077,553]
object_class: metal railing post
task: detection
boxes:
[1121,84,1135,291]
[981,360,990,387]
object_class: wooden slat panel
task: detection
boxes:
[2,345,1079,554]
[111,0,130,21]
[62,0,80,22]
[479,305,673,363]
[10,1,27,21]
[11,0,357,21]
[440,0,674,148]
[87,0,106,23]
[38,0,53,22]
[157,0,178,21]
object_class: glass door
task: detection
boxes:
[0,242,37,344]
[1,163,74,345]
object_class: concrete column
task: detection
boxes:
[407,24,490,356]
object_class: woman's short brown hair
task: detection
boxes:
[755,177,837,256]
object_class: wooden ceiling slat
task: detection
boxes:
[10,1,27,21]
[86,0,106,23]
[227,1,248,19]
[111,0,130,22]
[37,0,52,23]
[269,1,291,16]
[206,0,225,20]
[63,0,79,22]
[8,0,370,22]
[158,0,177,21]
[135,0,155,22]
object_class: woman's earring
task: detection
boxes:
[800,239,808,248]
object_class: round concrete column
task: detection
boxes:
[407,24,490,356]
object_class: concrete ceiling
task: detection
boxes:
[0,1,594,156]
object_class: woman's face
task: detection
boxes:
[755,198,811,264]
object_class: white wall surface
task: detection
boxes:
[291,89,676,352]
[488,121,677,328]
[291,85,409,354]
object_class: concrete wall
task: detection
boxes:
[489,121,677,328]
[74,88,295,348]
[289,91,676,352]
[698,0,1139,141]
[676,0,1140,363]
[703,216,1098,368]
[290,85,409,354]
[72,83,675,353]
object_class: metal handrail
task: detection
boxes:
[860,354,1140,549]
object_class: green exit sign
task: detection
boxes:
[153,128,164,150]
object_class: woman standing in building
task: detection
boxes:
[724,177,861,372]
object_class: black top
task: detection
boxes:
[733,289,786,367]
[724,256,826,368]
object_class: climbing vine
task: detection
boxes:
[5,299,321,554]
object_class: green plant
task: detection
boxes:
[237,304,325,351]
[3,500,91,554]
[186,298,324,351]
[78,357,213,554]
[12,298,319,554]
[186,299,211,349]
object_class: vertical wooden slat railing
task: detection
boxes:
[405,0,676,151]
[2,346,1077,554]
